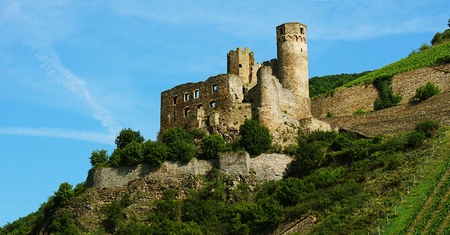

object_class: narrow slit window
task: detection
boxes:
[184,93,189,101]
[194,89,199,99]
[210,101,216,108]
[173,96,178,105]
[212,84,218,93]
[300,27,304,34]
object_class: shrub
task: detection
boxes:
[415,120,440,138]
[410,82,440,102]
[406,131,426,149]
[160,127,195,162]
[53,182,74,207]
[373,76,402,111]
[239,119,272,156]
[200,134,226,159]
[90,149,108,168]
[119,141,144,166]
[143,140,168,166]
[114,128,145,149]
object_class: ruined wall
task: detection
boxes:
[86,153,293,188]
[160,74,250,136]
[227,47,258,88]
[311,64,450,119]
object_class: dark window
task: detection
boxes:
[173,96,178,105]
[184,93,189,101]
[300,27,304,34]
[239,64,242,68]
[210,101,216,108]
[194,89,199,99]
[212,84,218,93]
[184,107,190,117]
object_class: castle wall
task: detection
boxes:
[160,74,248,135]
[86,153,293,188]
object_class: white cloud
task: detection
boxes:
[34,47,122,137]
[0,127,114,145]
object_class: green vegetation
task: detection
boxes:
[373,75,403,111]
[346,41,450,87]
[2,122,449,234]
[238,119,272,156]
[431,29,450,45]
[309,71,371,98]
[410,82,440,102]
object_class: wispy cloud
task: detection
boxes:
[0,127,114,145]
[34,47,122,141]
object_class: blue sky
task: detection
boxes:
[0,0,448,225]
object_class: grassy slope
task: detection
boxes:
[383,128,450,234]
[345,41,450,87]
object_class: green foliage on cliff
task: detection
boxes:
[410,82,440,102]
[309,71,371,98]
[239,119,272,156]
[345,41,450,87]
[373,75,403,111]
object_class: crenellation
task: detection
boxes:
[160,22,331,143]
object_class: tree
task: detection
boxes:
[200,134,226,159]
[143,140,169,166]
[160,127,195,162]
[239,119,272,156]
[90,149,108,168]
[114,128,145,149]
[54,182,74,207]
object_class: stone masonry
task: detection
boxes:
[160,22,332,143]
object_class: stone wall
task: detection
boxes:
[311,64,450,119]
[86,153,293,189]
[311,64,450,136]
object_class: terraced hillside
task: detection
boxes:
[383,128,450,234]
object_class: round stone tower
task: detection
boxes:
[276,22,311,119]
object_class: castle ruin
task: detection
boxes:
[160,22,332,143]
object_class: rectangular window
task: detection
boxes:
[173,96,178,105]
[210,101,216,108]
[212,84,218,93]
[184,107,190,117]
[194,89,199,99]
[184,93,189,101]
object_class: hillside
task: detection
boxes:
[3,33,450,235]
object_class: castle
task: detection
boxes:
[160,22,331,142]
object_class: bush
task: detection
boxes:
[90,149,108,168]
[415,120,440,138]
[373,76,402,111]
[410,82,440,102]
[143,140,168,166]
[200,134,226,159]
[239,119,272,156]
[114,128,145,149]
[53,182,74,207]
[160,127,195,162]
[406,131,426,149]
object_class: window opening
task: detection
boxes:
[212,84,218,93]
[300,27,304,34]
[210,101,216,108]
[173,96,178,105]
[184,93,189,101]
[184,107,190,117]
[239,64,242,68]
[194,89,199,99]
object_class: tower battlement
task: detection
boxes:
[160,22,331,144]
